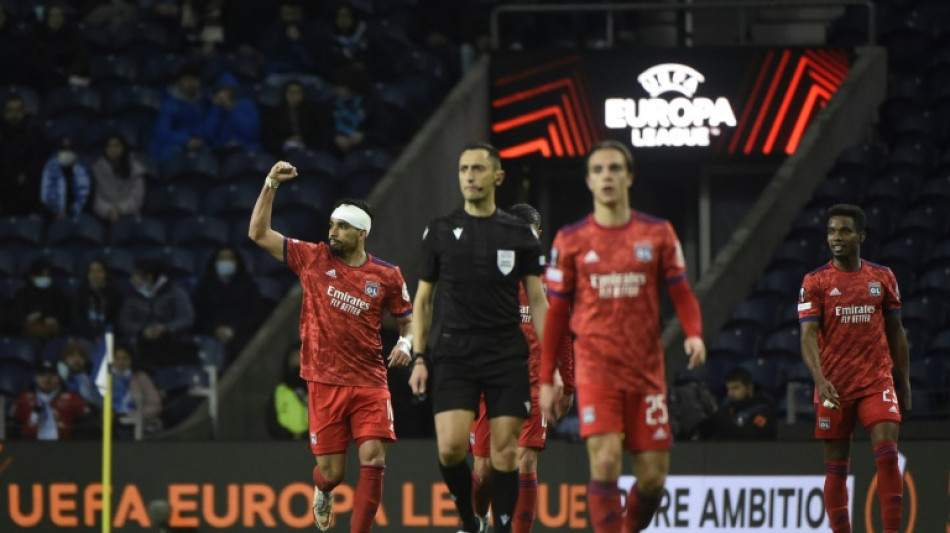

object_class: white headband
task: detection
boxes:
[330,204,372,236]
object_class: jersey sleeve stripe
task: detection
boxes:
[799,316,819,322]
[665,273,687,286]
[392,309,412,317]
[548,289,572,299]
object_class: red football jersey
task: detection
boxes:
[798,260,901,401]
[285,239,413,388]
[545,212,687,393]
[520,282,574,390]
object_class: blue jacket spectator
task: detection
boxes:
[199,72,261,153]
[148,64,208,162]
[40,139,93,219]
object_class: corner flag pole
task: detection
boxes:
[97,331,115,533]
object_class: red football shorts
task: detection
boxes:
[307,382,395,456]
[470,390,546,457]
[814,382,902,439]
[576,385,672,452]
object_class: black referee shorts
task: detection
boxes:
[431,327,531,419]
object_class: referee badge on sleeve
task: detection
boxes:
[497,250,515,275]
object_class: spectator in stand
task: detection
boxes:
[71,258,123,339]
[111,343,163,440]
[58,338,100,407]
[13,360,90,440]
[261,80,331,157]
[193,245,262,362]
[266,345,308,440]
[199,72,261,156]
[331,64,373,155]
[710,366,777,441]
[0,95,48,216]
[118,258,197,370]
[92,135,147,223]
[326,3,368,70]
[260,1,320,77]
[149,63,208,162]
[40,137,93,220]
[31,4,89,92]
[12,257,70,342]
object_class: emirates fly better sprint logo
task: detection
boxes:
[605,63,737,147]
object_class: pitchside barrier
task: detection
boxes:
[1,440,945,532]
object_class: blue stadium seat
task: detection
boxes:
[193,335,227,371]
[927,330,950,358]
[273,180,332,217]
[113,21,169,60]
[761,327,801,359]
[903,324,933,360]
[152,365,210,391]
[110,216,167,248]
[0,250,16,278]
[46,86,102,121]
[16,248,75,279]
[723,295,782,332]
[340,148,393,179]
[885,140,936,173]
[754,269,802,301]
[891,111,938,146]
[39,337,95,365]
[917,174,950,207]
[0,336,36,366]
[43,117,85,145]
[881,21,933,76]
[901,295,948,330]
[739,357,785,398]
[46,214,106,249]
[220,150,274,183]
[772,237,823,272]
[832,143,886,174]
[0,278,23,300]
[894,203,949,238]
[79,247,136,279]
[789,205,827,233]
[286,150,339,181]
[812,172,865,206]
[772,302,801,331]
[0,360,33,398]
[141,54,186,85]
[708,325,763,360]
[142,247,196,279]
[145,184,201,220]
[885,259,916,298]
[877,235,936,267]
[161,151,220,186]
[206,182,259,223]
[256,275,291,305]
[863,170,921,208]
[271,211,322,243]
[0,214,44,249]
[170,215,229,250]
[89,54,137,89]
[915,266,950,298]
[862,200,900,241]
[106,85,163,123]
[77,118,142,152]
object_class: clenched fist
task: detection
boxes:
[268,161,298,183]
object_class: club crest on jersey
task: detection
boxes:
[868,281,882,297]
[365,281,380,297]
[497,250,515,275]
[635,242,654,262]
[818,417,830,430]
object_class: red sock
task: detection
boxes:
[587,481,622,533]
[472,471,492,517]
[824,460,851,533]
[623,483,659,533]
[351,465,385,533]
[513,473,537,533]
[874,441,902,532]
[312,465,341,493]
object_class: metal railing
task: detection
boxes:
[491,0,875,49]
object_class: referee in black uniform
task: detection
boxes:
[409,142,548,533]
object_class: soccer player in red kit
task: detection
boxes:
[539,140,706,533]
[798,203,910,533]
[468,203,575,533]
[249,162,413,533]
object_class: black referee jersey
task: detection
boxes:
[418,208,544,332]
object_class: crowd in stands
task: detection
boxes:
[0,0,464,440]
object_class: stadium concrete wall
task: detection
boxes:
[1,439,944,532]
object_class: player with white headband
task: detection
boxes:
[249,161,414,532]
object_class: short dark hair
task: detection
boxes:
[332,198,374,221]
[724,366,753,387]
[461,142,502,170]
[828,203,866,233]
[586,140,635,174]
[133,258,164,279]
[507,203,541,227]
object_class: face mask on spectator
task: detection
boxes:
[32,276,52,289]
[215,260,237,278]
[57,150,76,167]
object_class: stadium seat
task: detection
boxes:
[915,266,950,298]
[761,327,801,359]
[772,237,824,272]
[113,21,169,60]
[110,216,167,249]
[0,250,15,278]
[205,182,259,223]
[193,335,227,372]
[77,118,142,152]
[0,360,33,398]
[739,357,785,399]
[79,247,136,279]
[0,336,36,366]
[39,336,95,365]
[271,211,322,243]
[220,150,275,183]
[273,180,332,218]
[142,247,196,279]
[45,214,106,249]
[170,215,229,250]
[0,214,45,249]
[16,248,75,279]
[885,139,936,173]
[145,184,201,220]
[153,365,210,391]
[256,275,293,305]
[916,174,950,207]
[88,54,137,90]
[832,143,886,174]
[0,85,41,115]
[862,200,901,240]
[285,150,339,181]
[903,324,933,360]
[340,148,394,179]
[161,151,220,186]
[877,235,936,267]
[901,295,948,330]
[890,111,938,146]
[46,86,103,121]
[812,173,864,206]
[772,302,801,331]
[754,269,802,301]
[141,54,186,85]
[43,117,85,144]
[723,295,782,332]
[708,325,763,360]
[863,170,921,208]
[894,203,949,238]
[106,85,163,123]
